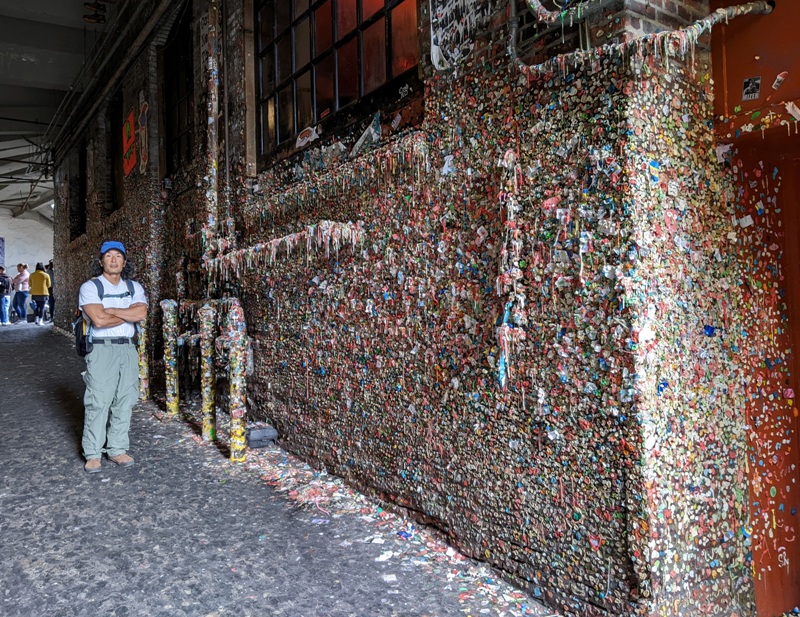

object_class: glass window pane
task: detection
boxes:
[361,0,382,22]
[295,17,311,69]
[276,2,291,35]
[391,0,418,76]
[297,70,313,131]
[179,98,189,129]
[260,50,275,95]
[177,71,186,99]
[315,0,332,54]
[315,54,335,119]
[277,34,292,82]
[262,97,276,151]
[259,3,274,48]
[337,37,358,107]
[362,17,386,94]
[337,0,356,40]
[278,83,295,142]
[294,0,309,15]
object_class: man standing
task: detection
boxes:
[79,241,147,473]
[0,266,12,325]
[29,263,51,326]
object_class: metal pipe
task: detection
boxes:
[510,0,774,69]
[138,318,150,400]
[221,0,231,222]
[224,298,248,462]
[198,303,218,442]
[523,0,772,24]
[202,0,221,286]
[160,299,180,416]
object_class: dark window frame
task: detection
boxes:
[164,2,195,175]
[69,139,88,241]
[109,90,125,214]
[255,0,420,168]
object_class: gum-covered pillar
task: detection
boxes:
[201,0,220,281]
[198,303,217,441]
[160,299,180,416]
[226,299,247,462]
[137,318,150,400]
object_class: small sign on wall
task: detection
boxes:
[123,109,137,176]
[742,76,761,101]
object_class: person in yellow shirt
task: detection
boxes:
[28,263,52,326]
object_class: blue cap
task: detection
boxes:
[100,240,126,256]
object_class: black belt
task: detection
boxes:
[93,337,136,345]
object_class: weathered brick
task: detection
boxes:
[628,0,657,20]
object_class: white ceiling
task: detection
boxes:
[0,0,119,224]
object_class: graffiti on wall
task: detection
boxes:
[429,0,499,70]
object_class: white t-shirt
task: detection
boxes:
[79,276,147,339]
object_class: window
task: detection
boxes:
[109,90,124,213]
[255,0,420,161]
[164,2,195,174]
[69,140,88,241]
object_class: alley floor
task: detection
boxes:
[0,322,557,617]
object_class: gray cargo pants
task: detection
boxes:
[81,342,140,460]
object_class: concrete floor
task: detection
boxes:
[0,322,556,617]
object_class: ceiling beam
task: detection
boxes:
[11,189,54,217]
[34,211,54,228]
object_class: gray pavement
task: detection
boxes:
[0,322,556,617]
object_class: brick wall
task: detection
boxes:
[52,1,763,615]
[624,0,710,38]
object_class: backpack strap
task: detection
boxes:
[125,279,141,343]
[92,277,104,300]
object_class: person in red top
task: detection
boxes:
[11,263,29,323]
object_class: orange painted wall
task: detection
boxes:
[712,3,800,616]
[733,137,800,617]
[712,0,800,141]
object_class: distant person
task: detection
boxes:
[45,260,55,322]
[11,263,29,322]
[0,266,12,325]
[29,263,51,326]
[79,241,147,473]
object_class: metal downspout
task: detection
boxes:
[509,0,775,66]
